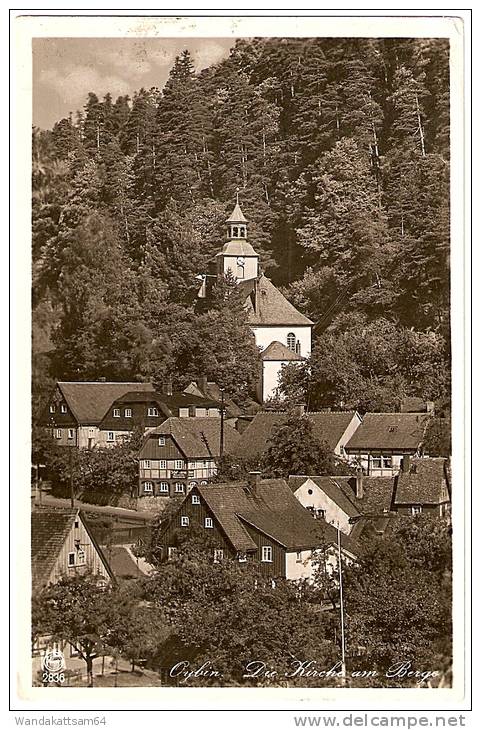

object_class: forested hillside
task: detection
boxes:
[32,37,450,414]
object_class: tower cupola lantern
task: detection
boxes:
[226,192,248,241]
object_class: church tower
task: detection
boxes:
[216,196,259,281]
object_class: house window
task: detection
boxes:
[167,547,177,560]
[189,481,198,489]
[296,551,303,563]
[316,508,325,519]
[411,505,423,516]
[159,482,169,493]
[192,493,200,504]
[107,432,114,442]
[261,546,273,563]
[159,460,167,470]
[148,407,159,417]
[205,517,213,529]
[124,408,132,418]
[287,332,296,351]
[382,455,393,468]
[55,429,62,439]
[143,460,151,469]
[68,552,76,567]
[200,480,208,485]
[67,429,74,440]
[175,460,184,470]
[49,405,56,413]
[143,482,153,493]
[158,436,166,446]
[74,520,79,528]
[175,483,185,493]
[213,549,224,563]
[113,408,120,417]
[181,516,190,527]
[77,549,86,565]
[60,404,67,413]
[371,455,382,469]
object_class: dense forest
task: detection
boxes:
[32,37,451,415]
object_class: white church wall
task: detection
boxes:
[262,360,303,401]
[251,325,312,358]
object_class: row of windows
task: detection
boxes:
[142,481,209,494]
[180,516,213,528]
[50,404,68,414]
[55,428,75,439]
[142,459,186,470]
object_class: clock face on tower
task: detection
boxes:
[236,257,245,267]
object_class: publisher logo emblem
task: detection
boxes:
[42,647,66,673]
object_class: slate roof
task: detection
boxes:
[183,380,243,418]
[260,341,304,361]
[288,474,395,516]
[234,410,359,459]
[57,381,155,425]
[196,479,359,555]
[226,201,248,223]
[140,417,241,459]
[394,458,450,505]
[345,412,430,451]
[241,275,313,326]
[217,240,258,257]
[31,507,114,591]
[112,390,221,410]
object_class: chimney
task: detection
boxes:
[247,471,262,495]
[355,468,364,499]
[198,375,208,395]
[401,455,411,473]
[162,378,173,396]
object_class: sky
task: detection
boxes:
[32,37,235,129]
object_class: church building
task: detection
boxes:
[199,198,313,402]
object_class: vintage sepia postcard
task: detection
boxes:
[11,10,471,715]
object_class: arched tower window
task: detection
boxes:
[287,332,296,351]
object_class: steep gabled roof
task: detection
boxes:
[288,474,396,516]
[234,410,360,459]
[345,412,430,451]
[196,479,359,555]
[183,380,243,418]
[225,201,248,223]
[31,507,115,591]
[260,341,304,361]
[394,458,450,505]
[243,275,313,326]
[57,382,155,425]
[140,417,240,459]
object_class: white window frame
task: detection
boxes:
[143,482,153,493]
[77,549,86,565]
[148,407,159,417]
[113,408,121,418]
[167,547,177,561]
[411,505,423,515]
[159,459,167,470]
[143,460,151,469]
[159,482,169,493]
[180,516,190,527]
[107,431,115,442]
[192,494,201,505]
[60,404,67,413]
[124,408,132,418]
[158,436,166,446]
[213,549,224,563]
[67,429,74,440]
[49,404,56,413]
[261,546,273,563]
[175,460,184,470]
[68,552,76,567]
[287,332,296,351]
[204,517,213,529]
[175,483,185,493]
[55,429,62,439]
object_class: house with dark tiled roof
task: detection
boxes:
[287,473,396,536]
[233,409,361,462]
[98,387,222,443]
[198,198,313,402]
[392,457,451,516]
[183,377,243,422]
[137,417,241,504]
[39,381,155,448]
[157,476,359,581]
[344,412,431,476]
[31,506,114,592]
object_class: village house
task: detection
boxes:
[156,475,359,581]
[392,456,451,516]
[233,408,362,463]
[287,473,396,536]
[183,377,243,425]
[344,412,431,476]
[198,198,313,402]
[137,416,241,502]
[31,506,115,668]
[39,381,155,448]
[98,386,222,443]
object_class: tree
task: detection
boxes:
[423,414,451,457]
[261,411,351,478]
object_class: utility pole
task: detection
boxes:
[69,446,74,509]
[219,389,225,465]
[337,524,347,684]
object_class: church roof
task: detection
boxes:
[243,276,314,326]
[216,240,259,257]
[226,201,248,223]
[260,341,304,361]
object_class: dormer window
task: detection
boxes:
[148,407,159,417]
[158,436,166,446]
[60,404,67,414]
